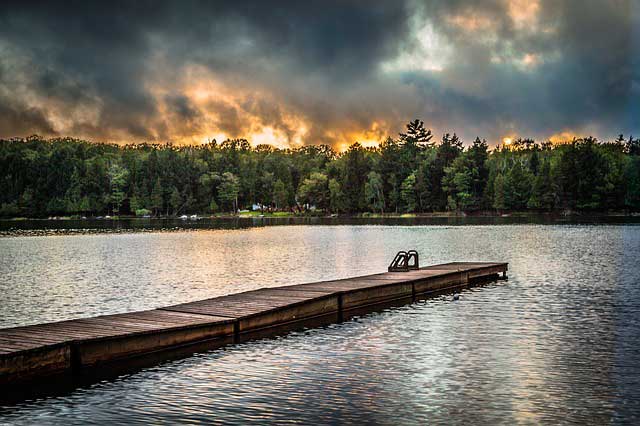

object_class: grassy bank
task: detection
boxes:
[2,210,639,221]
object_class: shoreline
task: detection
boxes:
[2,210,639,222]
[1,213,639,239]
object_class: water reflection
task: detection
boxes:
[1,215,639,237]
[0,223,639,423]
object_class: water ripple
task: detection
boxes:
[0,224,639,423]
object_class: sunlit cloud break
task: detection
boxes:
[0,0,637,148]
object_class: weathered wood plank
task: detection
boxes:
[0,261,507,385]
[75,320,233,366]
[0,345,70,384]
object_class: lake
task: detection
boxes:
[1,219,639,424]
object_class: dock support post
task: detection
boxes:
[232,321,240,344]
[70,343,82,375]
[337,293,344,323]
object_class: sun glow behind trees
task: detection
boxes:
[1,121,639,218]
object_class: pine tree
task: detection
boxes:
[107,163,128,214]
[505,161,533,210]
[493,173,506,210]
[400,173,417,212]
[399,119,433,146]
[328,178,346,213]
[202,198,214,214]
[297,172,329,209]
[218,172,240,212]
[528,160,554,210]
[169,186,182,215]
[273,179,288,210]
[150,178,163,216]
[342,143,368,212]
[365,171,385,213]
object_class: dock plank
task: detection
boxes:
[423,262,507,271]
[0,310,234,357]
[0,261,507,385]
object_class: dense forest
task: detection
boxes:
[1,120,639,218]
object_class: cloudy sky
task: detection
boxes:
[0,0,638,148]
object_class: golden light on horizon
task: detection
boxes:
[503,137,513,145]
[549,131,579,144]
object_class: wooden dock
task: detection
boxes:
[0,262,507,386]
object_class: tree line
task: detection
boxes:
[1,120,639,218]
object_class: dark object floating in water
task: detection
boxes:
[452,293,460,301]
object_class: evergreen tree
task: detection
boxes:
[150,178,163,216]
[400,173,417,212]
[626,157,640,209]
[527,160,555,210]
[273,179,288,210]
[425,133,463,210]
[378,137,403,212]
[297,172,329,209]
[169,186,182,215]
[529,149,540,175]
[399,119,433,146]
[342,143,369,212]
[504,161,533,210]
[209,198,219,213]
[493,173,506,210]
[626,136,640,156]
[365,171,385,213]
[218,172,240,212]
[107,163,128,214]
[328,178,346,213]
[0,128,638,218]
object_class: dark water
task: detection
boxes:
[1,222,639,424]
[1,214,639,236]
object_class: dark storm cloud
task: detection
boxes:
[402,0,637,139]
[0,0,637,145]
[165,95,201,121]
[0,103,57,136]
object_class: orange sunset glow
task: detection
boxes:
[0,0,636,148]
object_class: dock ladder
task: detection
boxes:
[388,250,419,272]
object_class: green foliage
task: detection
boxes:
[365,171,385,213]
[626,157,640,209]
[135,208,152,216]
[527,160,555,210]
[442,137,488,211]
[341,143,369,212]
[107,163,129,214]
[218,172,240,212]
[169,186,182,215]
[0,129,638,218]
[272,179,288,210]
[504,161,533,210]
[400,173,417,212]
[328,178,346,213]
[493,173,506,210]
[297,172,328,209]
[209,198,219,213]
[150,178,164,215]
[0,202,20,217]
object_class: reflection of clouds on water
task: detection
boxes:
[0,223,639,423]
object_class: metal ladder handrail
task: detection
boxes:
[388,250,419,272]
